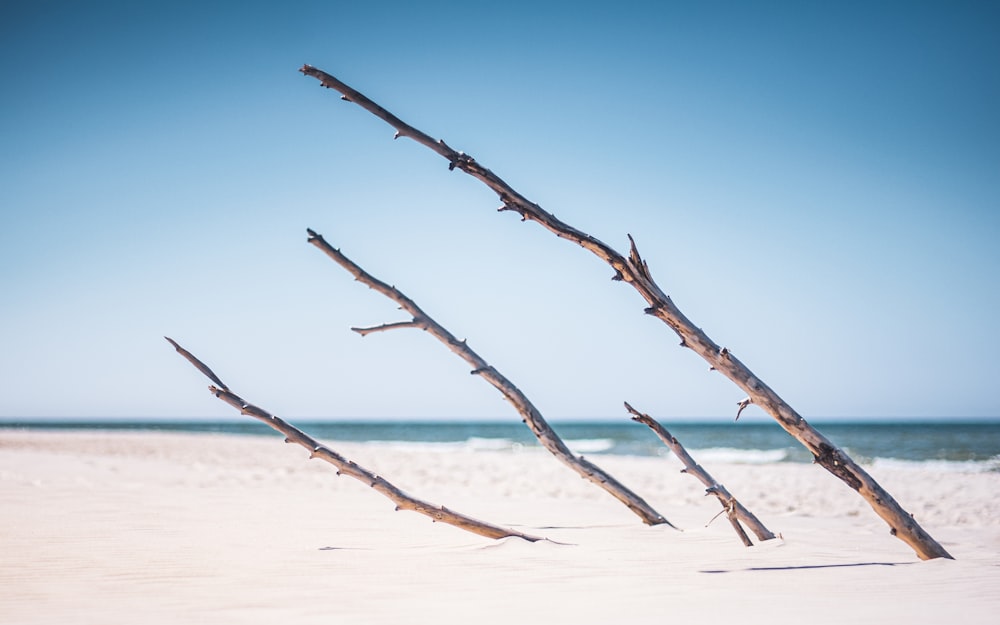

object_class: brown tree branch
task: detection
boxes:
[306,229,675,528]
[300,65,953,560]
[624,401,776,546]
[164,337,544,543]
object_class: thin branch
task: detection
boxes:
[306,229,675,528]
[625,401,775,545]
[165,336,229,391]
[164,337,544,543]
[352,320,425,336]
[300,65,953,560]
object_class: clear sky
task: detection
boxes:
[1,1,997,422]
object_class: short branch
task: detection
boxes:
[625,401,775,544]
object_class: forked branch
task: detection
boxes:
[165,336,544,543]
[306,229,674,528]
[625,402,776,546]
[301,64,952,559]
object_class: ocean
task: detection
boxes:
[4,419,999,471]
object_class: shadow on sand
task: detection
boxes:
[700,561,914,574]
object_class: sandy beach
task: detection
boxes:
[2,428,998,624]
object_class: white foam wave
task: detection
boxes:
[361,438,522,453]
[360,437,616,454]
[464,437,518,451]
[686,447,790,464]
[566,438,616,453]
[868,455,1000,473]
[361,440,468,453]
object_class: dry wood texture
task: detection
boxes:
[306,229,674,528]
[625,402,775,546]
[300,64,952,560]
[165,337,544,543]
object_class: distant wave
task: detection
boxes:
[868,455,1000,473]
[465,437,518,451]
[683,447,791,464]
[361,437,617,454]
[565,438,616,453]
[360,438,522,453]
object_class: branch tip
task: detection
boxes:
[736,397,753,421]
[165,336,230,391]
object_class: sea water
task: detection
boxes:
[5,419,999,471]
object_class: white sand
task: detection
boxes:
[2,429,998,624]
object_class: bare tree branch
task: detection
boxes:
[165,336,229,391]
[165,337,544,543]
[300,65,953,560]
[306,228,675,528]
[624,402,776,546]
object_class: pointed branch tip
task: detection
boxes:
[164,337,230,392]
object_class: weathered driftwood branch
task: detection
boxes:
[624,402,776,546]
[165,336,544,543]
[300,64,953,560]
[306,229,674,528]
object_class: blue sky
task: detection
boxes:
[1,1,997,421]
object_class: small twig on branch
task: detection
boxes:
[352,320,425,336]
[736,397,753,421]
[164,337,544,543]
[300,64,953,560]
[705,488,754,547]
[625,402,775,545]
[306,228,675,528]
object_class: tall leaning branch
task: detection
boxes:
[300,64,953,560]
[306,229,674,528]
[624,402,775,547]
[165,337,544,543]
